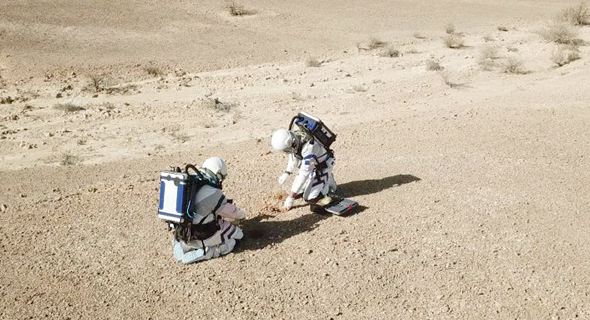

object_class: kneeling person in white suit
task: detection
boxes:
[173,157,246,264]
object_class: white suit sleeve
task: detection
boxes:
[216,203,246,220]
[285,153,299,173]
[290,149,316,194]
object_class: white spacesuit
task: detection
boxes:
[172,157,246,264]
[271,129,337,211]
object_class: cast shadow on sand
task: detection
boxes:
[338,174,421,198]
[234,174,417,253]
[235,205,368,253]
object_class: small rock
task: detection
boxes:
[0,204,7,212]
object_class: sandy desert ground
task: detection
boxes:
[2,0,590,319]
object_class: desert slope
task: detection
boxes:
[1,1,590,319]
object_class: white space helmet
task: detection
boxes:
[271,129,297,153]
[202,157,228,181]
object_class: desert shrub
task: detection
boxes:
[551,45,581,66]
[53,102,85,113]
[144,66,163,77]
[426,59,444,71]
[541,22,580,44]
[443,34,465,49]
[203,97,233,112]
[352,85,367,92]
[85,74,108,92]
[60,152,79,166]
[502,57,527,74]
[445,23,456,34]
[367,37,388,50]
[171,131,190,143]
[306,57,322,67]
[379,46,401,58]
[478,45,502,71]
[559,2,590,26]
[356,37,388,51]
[497,26,509,32]
[480,45,501,60]
[227,1,254,16]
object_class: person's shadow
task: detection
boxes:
[338,174,421,198]
[234,174,419,253]
[234,213,331,252]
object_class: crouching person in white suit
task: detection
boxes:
[173,157,246,264]
[271,129,337,212]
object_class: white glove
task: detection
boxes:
[283,196,294,210]
[278,172,291,185]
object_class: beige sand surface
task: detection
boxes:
[1,1,590,319]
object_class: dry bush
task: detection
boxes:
[227,1,255,16]
[144,66,163,77]
[60,152,79,166]
[502,57,527,74]
[426,59,444,71]
[379,46,401,58]
[84,74,108,92]
[305,57,322,67]
[171,131,190,143]
[480,45,502,60]
[551,45,581,66]
[541,22,581,44]
[367,37,388,50]
[206,97,234,112]
[356,37,388,51]
[352,84,368,92]
[559,2,590,26]
[445,23,456,34]
[53,102,85,113]
[443,34,465,49]
[478,45,502,70]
